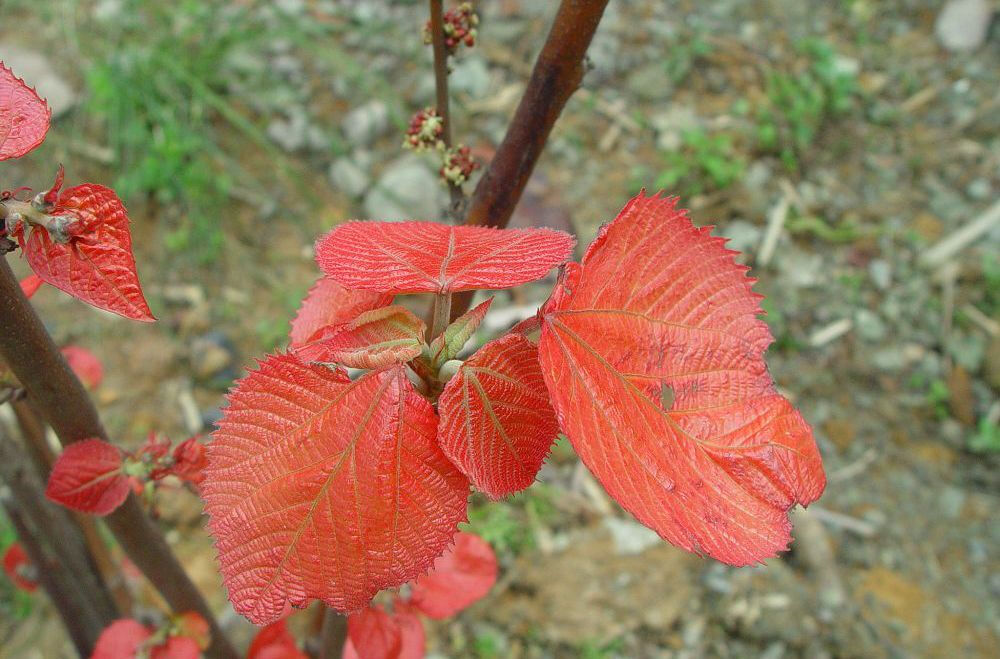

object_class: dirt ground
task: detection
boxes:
[1,1,998,657]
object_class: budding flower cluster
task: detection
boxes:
[440,145,478,186]
[403,108,445,152]
[424,2,479,56]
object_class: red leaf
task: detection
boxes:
[45,438,129,515]
[0,61,50,160]
[151,636,201,659]
[343,600,426,659]
[24,183,155,321]
[437,334,559,498]
[409,531,497,619]
[173,611,210,651]
[61,345,104,389]
[538,193,826,566]
[19,273,44,299]
[202,354,469,623]
[289,276,393,348]
[247,620,307,659]
[169,438,207,486]
[346,607,401,659]
[315,221,574,294]
[2,542,38,593]
[295,305,426,369]
[92,620,152,659]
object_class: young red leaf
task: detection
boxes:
[92,620,152,659]
[169,437,208,487]
[426,296,493,368]
[538,193,826,566]
[61,345,104,389]
[315,221,574,294]
[0,61,51,160]
[45,438,129,515]
[24,182,155,322]
[437,333,560,498]
[247,619,307,659]
[152,636,201,659]
[173,611,211,651]
[19,273,44,298]
[289,276,393,348]
[343,606,425,659]
[2,542,38,593]
[409,531,497,619]
[295,305,426,368]
[202,354,469,623]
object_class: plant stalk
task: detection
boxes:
[428,0,464,216]
[452,0,609,318]
[0,256,237,659]
[430,292,452,342]
[319,608,348,659]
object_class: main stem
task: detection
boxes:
[452,0,609,318]
[0,257,237,659]
[428,0,464,215]
[319,608,348,659]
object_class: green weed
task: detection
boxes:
[969,418,1000,453]
[655,128,746,197]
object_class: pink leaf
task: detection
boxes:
[295,305,426,369]
[91,620,152,659]
[247,619,308,659]
[19,273,44,299]
[437,334,559,498]
[24,182,155,321]
[202,354,469,623]
[45,439,129,515]
[61,345,104,389]
[0,61,50,161]
[2,543,38,593]
[315,221,574,294]
[346,607,401,659]
[290,276,393,348]
[538,192,826,566]
[409,532,497,619]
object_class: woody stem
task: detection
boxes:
[431,292,452,342]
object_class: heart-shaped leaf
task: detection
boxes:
[437,333,559,498]
[538,193,825,566]
[315,221,574,294]
[409,531,498,619]
[0,61,50,160]
[45,439,129,516]
[25,183,154,321]
[295,305,426,369]
[202,354,469,623]
[289,276,393,348]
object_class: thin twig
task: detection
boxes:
[452,0,610,318]
[319,608,348,659]
[428,0,464,216]
[0,257,237,659]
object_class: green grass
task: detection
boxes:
[969,419,1000,453]
[754,38,858,171]
[0,512,36,622]
[653,128,746,197]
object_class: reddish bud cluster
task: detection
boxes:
[403,108,445,152]
[424,2,479,55]
[440,145,479,186]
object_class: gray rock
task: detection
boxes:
[0,46,76,118]
[363,155,447,220]
[650,105,700,151]
[777,249,824,289]
[935,0,993,52]
[868,259,892,290]
[341,100,389,147]
[450,56,491,98]
[603,517,661,556]
[627,61,670,102]
[719,220,763,255]
[854,309,887,342]
[329,158,370,198]
[872,346,906,372]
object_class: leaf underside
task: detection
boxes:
[437,334,560,499]
[202,354,469,623]
[0,61,51,160]
[289,276,393,348]
[538,192,825,566]
[294,305,426,369]
[315,221,575,294]
[45,438,129,516]
[25,184,154,321]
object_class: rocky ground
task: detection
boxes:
[1,0,998,657]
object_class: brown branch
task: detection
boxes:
[0,257,238,659]
[319,608,348,659]
[428,0,464,216]
[0,427,119,654]
[451,0,609,317]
